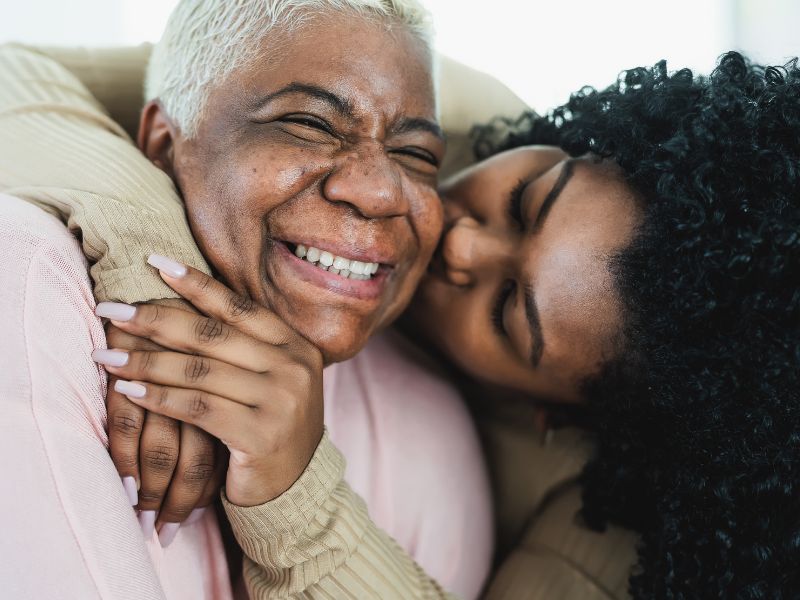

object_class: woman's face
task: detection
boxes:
[146,14,443,365]
[407,146,641,403]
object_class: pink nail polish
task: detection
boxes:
[115,380,146,399]
[139,510,156,539]
[158,522,181,548]
[148,254,187,279]
[185,507,207,525]
[96,302,136,322]
[121,476,138,506]
[92,349,129,367]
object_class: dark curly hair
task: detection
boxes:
[473,52,800,598]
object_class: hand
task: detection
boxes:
[96,298,227,543]
[95,257,325,507]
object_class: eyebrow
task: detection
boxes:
[525,158,578,367]
[534,158,577,230]
[249,82,355,119]
[391,117,445,141]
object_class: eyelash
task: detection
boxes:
[507,178,527,227]
[491,280,516,337]
[282,115,333,134]
[392,147,439,167]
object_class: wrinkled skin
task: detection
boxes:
[140,13,445,364]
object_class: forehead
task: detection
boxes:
[232,13,436,120]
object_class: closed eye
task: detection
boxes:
[389,146,440,167]
[280,114,334,134]
[491,279,516,337]
[507,178,527,228]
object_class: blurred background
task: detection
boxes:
[1,0,798,113]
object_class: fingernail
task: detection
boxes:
[139,510,156,539]
[96,302,136,322]
[148,254,187,279]
[115,380,146,399]
[185,507,207,525]
[92,349,129,367]
[158,522,180,548]
[121,476,138,506]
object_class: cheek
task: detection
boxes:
[535,257,620,374]
[412,189,444,259]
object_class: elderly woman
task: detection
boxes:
[0,1,503,598]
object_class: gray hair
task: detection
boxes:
[145,0,435,137]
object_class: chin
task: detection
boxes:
[302,322,368,365]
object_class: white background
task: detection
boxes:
[1,0,798,113]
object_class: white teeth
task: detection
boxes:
[306,247,321,263]
[294,244,379,280]
[333,256,350,271]
[319,251,334,267]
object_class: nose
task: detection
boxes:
[441,216,514,285]
[323,148,408,218]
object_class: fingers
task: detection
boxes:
[156,423,216,544]
[106,323,163,353]
[100,303,285,373]
[106,379,145,502]
[137,412,180,537]
[102,349,265,405]
[114,379,256,449]
[146,255,296,345]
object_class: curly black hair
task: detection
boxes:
[473,52,800,598]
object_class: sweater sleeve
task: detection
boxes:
[0,43,209,303]
[222,431,458,599]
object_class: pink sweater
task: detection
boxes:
[0,195,492,599]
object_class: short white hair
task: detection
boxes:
[145,0,435,137]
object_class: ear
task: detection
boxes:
[138,100,178,177]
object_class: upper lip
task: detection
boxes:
[277,236,398,266]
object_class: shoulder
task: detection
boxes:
[0,194,90,275]
[0,193,100,350]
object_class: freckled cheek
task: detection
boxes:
[411,191,444,260]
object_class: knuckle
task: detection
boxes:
[182,457,215,484]
[142,444,178,472]
[188,392,211,420]
[143,303,163,328]
[197,274,213,292]
[184,356,211,383]
[109,410,143,438]
[193,317,227,345]
[161,505,192,522]
[225,293,255,321]
[135,350,157,377]
[137,489,165,506]
[156,384,171,408]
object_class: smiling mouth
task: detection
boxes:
[290,243,380,280]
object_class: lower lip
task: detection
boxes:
[271,241,390,301]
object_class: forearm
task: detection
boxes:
[223,432,457,599]
[0,43,209,302]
